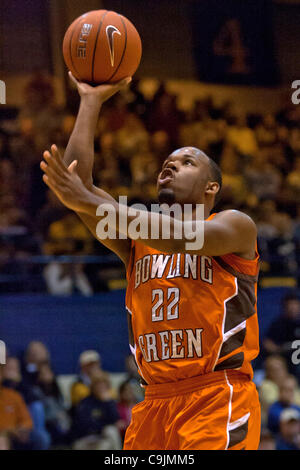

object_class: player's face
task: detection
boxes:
[157,147,211,205]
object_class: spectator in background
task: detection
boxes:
[115,113,149,170]
[94,132,123,191]
[293,204,300,235]
[36,190,68,241]
[3,356,51,450]
[2,357,23,391]
[130,141,158,199]
[150,130,171,168]
[226,112,258,158]
[255,199,281,241]
[22,341,51,395]
[42,212,94,296]
[244,151,282,200]
[2,356,39,407]
[18,73,60,153]
[258,428,276,450]
[263,292,300,380]
[219,144,248,205]
[23,341,54,449]
[255,113,278,148]
[275,408,300,450]
[71,351,111,408]
[0,365,33,450]
[43,260,93,297]
[44,212,93,256]
[125,77,149,119]
[117,381,138,443]
[22,341,53,412]
[99,93,130,134]
[36,363,71,446]
[268,375,300,434]
[71,374,121,450]
[258,355,290,426]
[23,341,50,373]
[286,156,300,201]
[289,128,300,159]
[147,83,181,146]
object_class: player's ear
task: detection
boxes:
[205,181,220,197]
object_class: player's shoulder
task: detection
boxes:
[213,209,257,234]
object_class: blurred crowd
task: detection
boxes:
[0,73,300,294]
[257,291,300,449]
[0,342,143,450]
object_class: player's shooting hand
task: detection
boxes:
[41,144,92,213]
[68,71,132,104]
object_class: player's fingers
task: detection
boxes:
[120,76,132,86]
[114,77,132,90]
[42,174,49,186]
[68,160,78,174]
[43,148,65,171]
[43,151,65,177]
[98,77,131,96]
[50,144,67,170]
[40,161,66,185]
[68,71,79,86]
[42,175,62,200]
[42,174,57,191]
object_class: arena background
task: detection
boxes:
[0,0,300,451]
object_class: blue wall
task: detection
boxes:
[0,291,129,374]
[0,287,297,374]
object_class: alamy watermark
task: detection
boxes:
[0,340,6,365]
[291,340,300,366]
[95,197,205,250]
[0,80,6,104]
[291,80,300,105]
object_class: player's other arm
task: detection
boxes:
[60,73,132,266]
[192,210,257,259]
[133,209,257,259]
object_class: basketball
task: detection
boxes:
[62,10,142,84]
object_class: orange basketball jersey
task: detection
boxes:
[125,214,260,385]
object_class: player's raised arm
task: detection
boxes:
[63,72,131,188]
[57,73,132,266]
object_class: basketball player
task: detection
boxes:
[40,73,261,450]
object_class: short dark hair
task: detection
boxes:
[208,157,222,206]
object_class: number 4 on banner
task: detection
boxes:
[213,18,251,75]
[0,80,6,104]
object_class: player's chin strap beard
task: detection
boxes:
[158,188,176,205]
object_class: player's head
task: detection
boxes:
[157,147,222,210]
